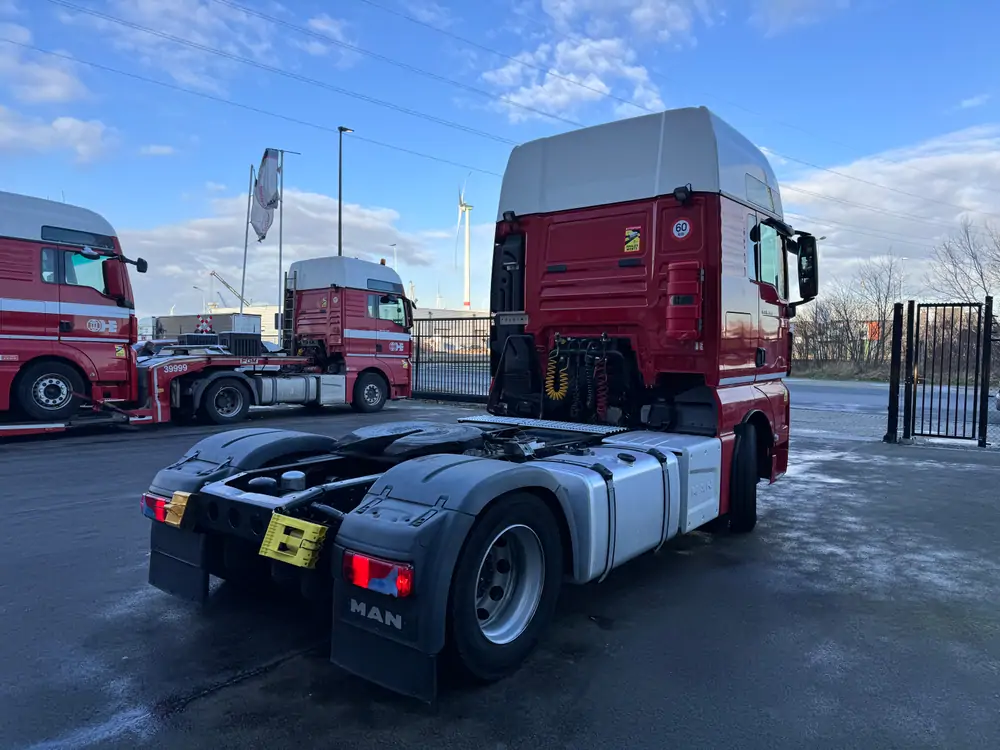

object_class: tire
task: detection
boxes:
[446,493,563,683]
[728,422,759,534]
[351,372,388,413]
[200,379,252,425]
[16,360,85,421]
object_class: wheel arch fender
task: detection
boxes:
[336,454,579,656]
[190,370,258,412]
[148,427,340,497]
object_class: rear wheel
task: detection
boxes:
[16,361,85,421]
[200,379,251,425]
[351,372,388,413]
[728,422,759,534]
[447,493,563,683]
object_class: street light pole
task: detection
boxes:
[338,126,353,257]
[390,243,397,269]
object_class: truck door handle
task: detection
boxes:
[59,321,73,332]
[755,347,766,367]
[376,343,383,352]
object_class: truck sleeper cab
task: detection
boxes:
[142,106,819,703]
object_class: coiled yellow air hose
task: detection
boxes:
[544,346,569,401]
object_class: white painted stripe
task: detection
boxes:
[346,353,408,359]
[62,336,131,344]
[756,372,786,382]
[343,328,411,342]
[0,334,59,341]
[1,298,133,318]
[0,422,66,430]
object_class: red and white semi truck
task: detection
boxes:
[0,190,413,437]
[142,106,819,701]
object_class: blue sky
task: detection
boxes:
[2,0,998,316]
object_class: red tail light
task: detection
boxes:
[343,550,413,598]
[141,493,168,522]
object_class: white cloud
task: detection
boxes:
[0,105,111,162]
[289,14,359,67]
[205,181,227,191]
[0,23,89,102]
[406,0,454,26]
[56,0,278,92]
[540,0,717,42]
[482,37,663,123]
[959,94,990,110]
[0,0,19,14]
[123,189,443,316]
[139,144,175,156]
[749,0,850,35]
[780,125,1000,289]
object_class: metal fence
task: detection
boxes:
[411,316,491,402]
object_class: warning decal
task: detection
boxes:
[624,226,641,253]
[114,344,126,358]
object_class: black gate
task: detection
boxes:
[885,297,995,446]
[411,316,491,402]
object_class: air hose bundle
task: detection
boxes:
[544,340,569,401]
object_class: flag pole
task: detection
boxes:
[240,163,253,316]
[277,149,284,320]
[272,148,300,334]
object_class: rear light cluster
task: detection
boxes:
[343,550,413,598]
[141,493,168,522]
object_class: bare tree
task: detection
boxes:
[856,251,907,364]
[926,219,1000,302]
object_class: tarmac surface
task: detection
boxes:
[2,398,999,749]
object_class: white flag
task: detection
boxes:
[254,148,281,209]
[250,189,273,241]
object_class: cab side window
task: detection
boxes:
[378,297,406,327]
[758,223,787,298]
[367,294,379,319]
[66,252,107,295]
[41,248,57,284]
[40,248,109,295]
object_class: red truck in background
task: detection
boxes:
[0,190,413,437]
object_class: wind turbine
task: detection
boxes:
[453,173,473,309]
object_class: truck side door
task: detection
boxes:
[373,294,411,368]
[752,216,789,379]
[57,249,131,382]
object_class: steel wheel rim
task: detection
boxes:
[214,386,244,417]
[31,375,71,410]
[474,524,545,645]
[363,383,382,405]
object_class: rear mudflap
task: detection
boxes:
[331,578,438,702]
[148,522,211,603]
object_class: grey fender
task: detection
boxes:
[190,370,259,412]
[333,452,579,656]
[148,427,339,497]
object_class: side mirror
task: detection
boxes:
[380,295,397,304]
[796,234,819,301]
[136,257,148,274]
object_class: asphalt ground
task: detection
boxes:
[1,400,999,749]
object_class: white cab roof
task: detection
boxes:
[287,256,405,293]
[0,190,118,242]
[497,106,783,221]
